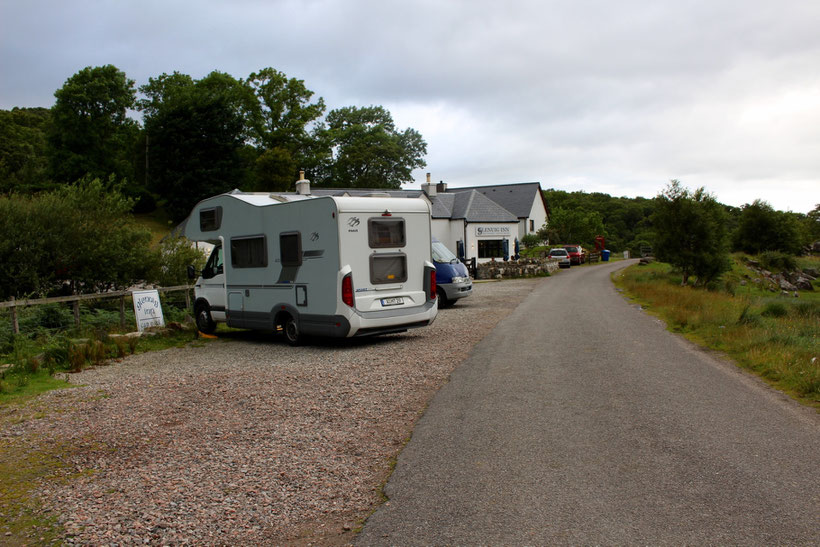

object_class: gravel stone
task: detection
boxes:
[2,279,538,545]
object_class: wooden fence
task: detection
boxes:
[0,286,193,335]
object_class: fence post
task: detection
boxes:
[185,288,191,311]
[73,299,80,328]
[11,296,19,334]
[120,295,126,330]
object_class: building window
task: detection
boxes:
[478,240,504,258]
[529,219,534,232]
[280,232,302,267]
[368,218,406,248]
[231,235,267,268]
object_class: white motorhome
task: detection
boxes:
[183,185,438,345]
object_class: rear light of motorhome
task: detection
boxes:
[429,269,436,301]
[342,274,354,307]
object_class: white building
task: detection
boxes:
[300,176,550,264]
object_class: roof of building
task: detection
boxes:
[451,190,518,222]
[447,182,547,218]
[266,181,542,224]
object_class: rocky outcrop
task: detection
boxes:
[743,258,816,292]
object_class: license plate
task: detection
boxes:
[381,297,404,306]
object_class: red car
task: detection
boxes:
[563,245,586,265]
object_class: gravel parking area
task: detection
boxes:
[2,278,539,545]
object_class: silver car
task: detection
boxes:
[548,248,572,268]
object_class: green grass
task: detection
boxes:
[614,258,820,408]
[0,370,73,404]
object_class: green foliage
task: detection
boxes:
[0,107,51,193]
[520,233,542,250]
[758,251,798,273]
[0,177,153,298]
[149,236,207,287]
[47,65,139,184]
[541,189,654,253]
[732,199,804,255]
[538,206,605,247]
[244,68,327,190]
[318,105,426,188]
[140,71,250,221]
[651,180,730,286]
[761,301,788,318]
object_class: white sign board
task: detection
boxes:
[475,225,511,237]
[132,289,165,332]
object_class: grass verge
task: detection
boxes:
[613,259,820,408]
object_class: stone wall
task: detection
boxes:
[475,258,559,280]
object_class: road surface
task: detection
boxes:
[357,259,820,545]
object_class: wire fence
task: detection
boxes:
[0,286,193,352]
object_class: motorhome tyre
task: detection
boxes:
[284,316,302,346]
[195,302,216,334]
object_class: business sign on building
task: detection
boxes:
[475,225,511,237]
[132,289,165,332]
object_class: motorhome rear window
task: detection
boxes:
[200,207,222,231]
[231,235,267,268]
[280,232,302,267]
[370,253,407,284]
[368,218,405,248]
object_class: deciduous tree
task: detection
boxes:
[319,105,426,188]
[47,65,139,184]
[652,180,729,286]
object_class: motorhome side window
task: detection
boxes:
[200,207,222,231]
[368,218,405,248]
[370,253,408,284]
[280,232,302,267]
[231,236,267,268]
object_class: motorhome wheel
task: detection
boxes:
[195,304,216,334]
[284,317,302,346]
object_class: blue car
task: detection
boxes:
[432,238,473,307]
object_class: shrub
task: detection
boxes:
[758,251,797,273]
[761,301,789,318]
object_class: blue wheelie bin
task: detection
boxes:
[602,249,610,262]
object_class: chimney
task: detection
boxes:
[421,172,436,197]
[436,180,447,193]
[295,170,311,195]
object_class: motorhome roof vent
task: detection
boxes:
[363,192,391,198]
[295,170,311,195]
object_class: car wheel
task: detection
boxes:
[436,288,450,308]
[195,303,216,334]
[284,316,302,346]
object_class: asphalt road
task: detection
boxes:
[357,259,820,545]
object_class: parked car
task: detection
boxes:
[563,244,586,265]
[431,237,473,307]
[548,248,571,268]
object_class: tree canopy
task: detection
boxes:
[319,105,426,188]
[47,65,139,184]
[651,180,730,286]
[140,71,249,221]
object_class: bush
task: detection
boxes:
[761,301,789,318]
[758,251,797,273]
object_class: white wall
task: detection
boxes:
[465,222,520,263]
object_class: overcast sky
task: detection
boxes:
[2,0,818,213]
